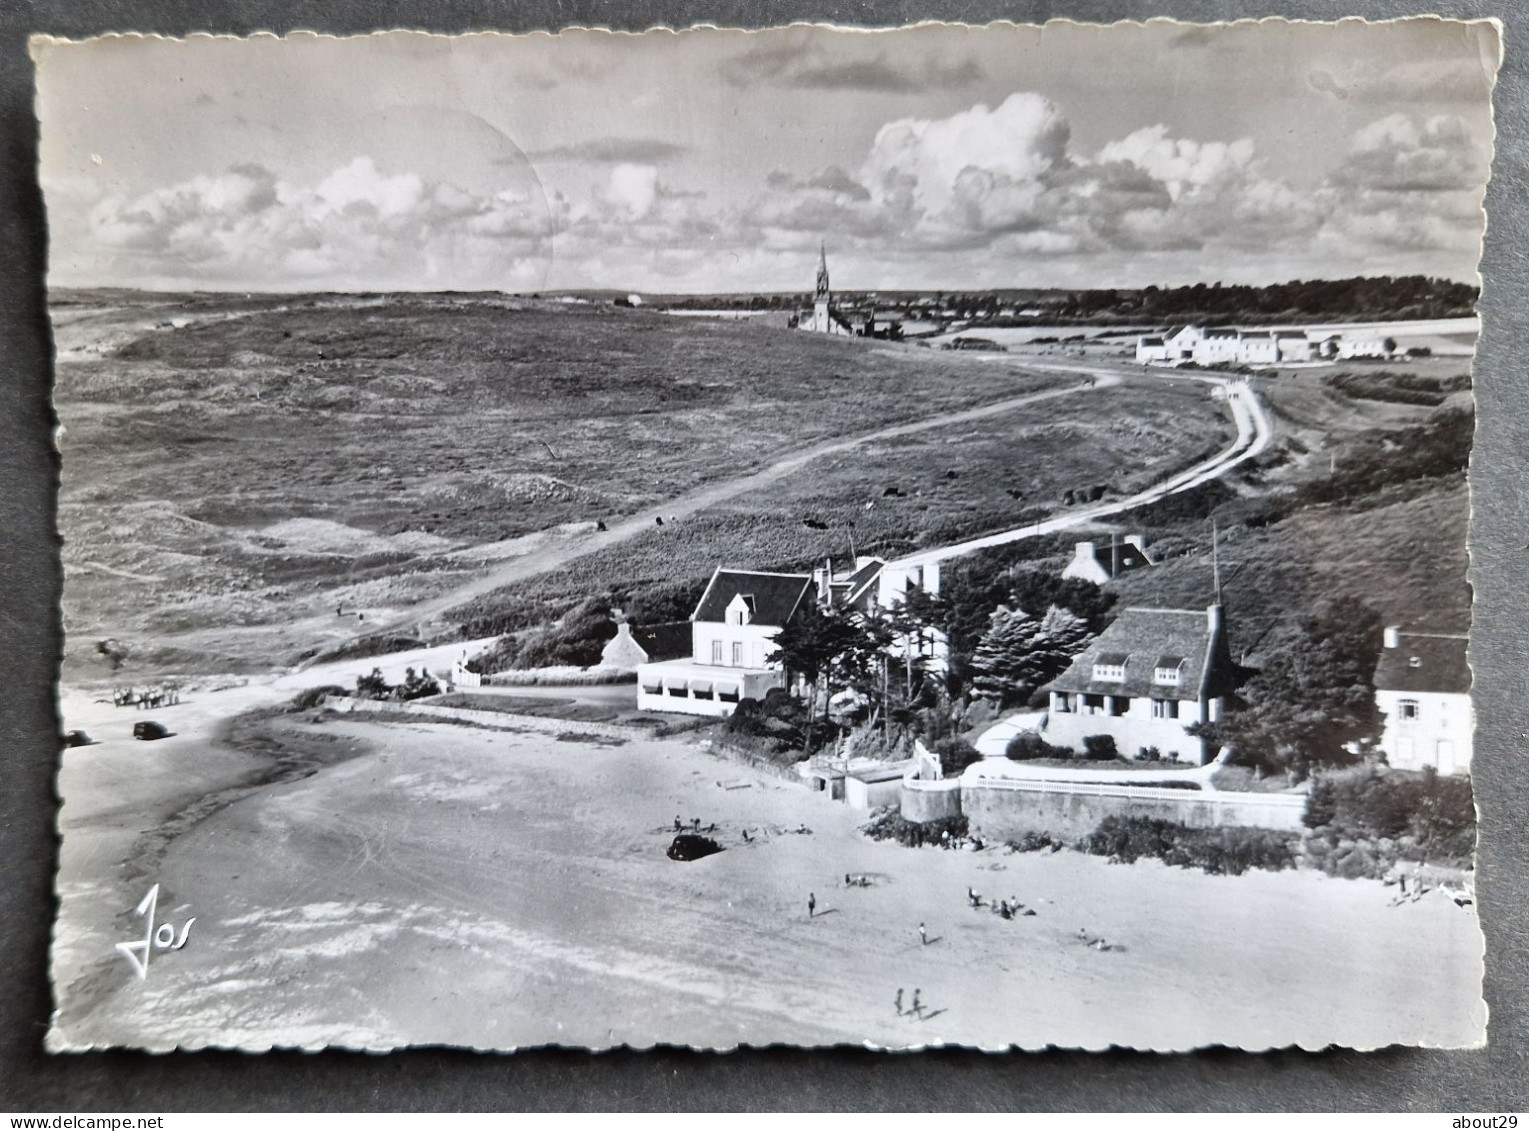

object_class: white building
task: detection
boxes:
[1135,323,1342,368]
[1374,627,1472,775]
[1041,604,1237,764]
[637,569,819,716]
[1061,535,1153,585]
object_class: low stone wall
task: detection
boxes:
[322,696,640,741]
[959,777,1307,842]
[900,778,963,822]
[700,738,804,783]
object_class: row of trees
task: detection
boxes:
[766,583,1102,751]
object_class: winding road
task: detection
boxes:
[885,367,1273,573]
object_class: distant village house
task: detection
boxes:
[1136,324,1394,367]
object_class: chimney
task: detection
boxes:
[1206,603,1224,635]
[1074,540,1096,562]
[1383,626,1401,649]
[1123,534,1146,552]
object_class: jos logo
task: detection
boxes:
[114,883,195,980]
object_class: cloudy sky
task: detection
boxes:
[34,19,1500,293]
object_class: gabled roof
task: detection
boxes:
[1139,336,1164,346]
[632,621,691,662]
[1044,606,1236,702]
[693,568,817,626]
[840,558,886,606]
[1078,541,1151,575]
[1375,633,1471,695]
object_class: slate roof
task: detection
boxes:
[1374,633,1471,695]
[632,620,691,662]
[1044,606,1237,703]
[693,569,817,626]
[1204,328,1240,339]
[1139,336,1164,346]
[840,558,886,606]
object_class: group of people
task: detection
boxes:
[674,815,718,834]
[843,873,873,888]
[893,987,925,1019]
[968,886,1036,921]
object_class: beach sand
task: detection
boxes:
[50,701,1486,1053]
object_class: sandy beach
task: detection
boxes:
[50,696,1486,1053]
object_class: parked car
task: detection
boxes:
[132,721,171,741]
[61,729,95,748]
[666,834,723,861]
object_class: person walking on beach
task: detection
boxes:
[911,988,923,1018]
[808,892,817,918]
[919,922,928,946]
[894,988,904,1016]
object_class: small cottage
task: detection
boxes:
[1374,627,1472,775]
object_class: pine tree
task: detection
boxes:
[968,604,1092,707]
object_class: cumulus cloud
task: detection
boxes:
[84,157,552,289]
[743,94,1483,281]
[1330,112,1487,192]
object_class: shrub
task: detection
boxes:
[1078,815,1297,876]
[861,808,970,848]
[289,684,347,711]
[933,737,984,776]
[1303,765,1475,867]
[1007,831,1063,853]
[1082,734,1119,761]
[1005,731,1072,761]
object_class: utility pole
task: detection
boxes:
[1212,518,1222,603]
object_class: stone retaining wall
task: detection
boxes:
[958,777,1307,842]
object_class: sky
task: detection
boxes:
[33,19,1502,293]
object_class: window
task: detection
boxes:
[1109,697,1130,717]
[711,640,723,665]
[732,641,744,667]
[1152,699,1179,719]
[1399,699,1420,721]
[1153,662,1182,685]
[1092,663,1126,682]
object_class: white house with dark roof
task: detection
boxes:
[1374,627,1473,775]
[1061,535,1153,585]
[1040,604,1238,764]
[637,568,820,716]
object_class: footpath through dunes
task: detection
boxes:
[308,372,1113,657]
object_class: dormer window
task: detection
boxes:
[1154,656,1184,685]
[726,593,756,626]
[1092,653,1127,682]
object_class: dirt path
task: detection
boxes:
[307,373,1112,656]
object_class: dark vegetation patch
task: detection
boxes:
[1078,816,1299,876]
[861,808,971,848]
[1302,765,1475,875]
[1325,369,1471,407]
